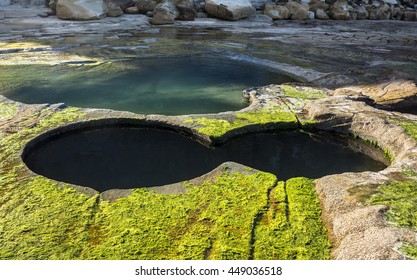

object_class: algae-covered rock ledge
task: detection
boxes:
[2,81,417,260]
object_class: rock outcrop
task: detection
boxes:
[204,0,256,21]
[56,0,108,20]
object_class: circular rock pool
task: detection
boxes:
[22,124,387,192]
[2,56,295,115]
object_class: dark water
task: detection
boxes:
[3,56,294,115]
[23,127,386,191]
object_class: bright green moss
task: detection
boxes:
[0,101,18,122]
[253,177,331,260]
[280,85,327,99]
[185,107,298,138]
[398,121,417,140]
[81,171,276,260]
[368,181,417,229]
[0,176,98,259]
[399,243,417,260]
[367,180,417,260]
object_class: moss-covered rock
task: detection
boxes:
[254,178,331,260]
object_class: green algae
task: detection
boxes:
[0,177,98,259]
[398,121,417,141]
[0,102,18,122]
[367,180,417,259]
[368,181,417,230]
[280,85,327,100]
[185,107,298,138]
[81,171,275,260]
[399,243,417,260]
[253,178,331,260]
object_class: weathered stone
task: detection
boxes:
[175,0,197,21]
[250,0,268,10]
[56,0,108,20]
[106,1,124,17]
[285,1,309,20]
[369,4,392,20]
[263,3,290,20]
[315,8,330,19]
[205,0,256,21]
[403,11,417,20]
[329,0,350,20]
[383,0,397,4]
[350,3,369,19]
[49,0,57,14]
[107,0,135,11]
[333,80,417,108]
[136,0,159,14]
[125,6,139,13]
[151,1,178,24]
[309,0,330,12]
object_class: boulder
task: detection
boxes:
[105,0,124,16]
[403,11,417,21]
[151,0,178,24]
[350,3,369,19]
[285,1,309,20]
[329,0,350,20]
[309,0,330,12]
[56,0,108,20]
[174,0,197,20]
[136,0,159,14]
[315,8,330,19]
[106,0,135,11]
[125,6,139,13]
[205,0,256,21]
[263,3,290,20]
[369,4,392,20]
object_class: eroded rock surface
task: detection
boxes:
[56,0,108,20]
[205,0,256,21]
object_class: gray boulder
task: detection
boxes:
[315,8,330,19]
[329,0,350,20]
[136,0,160,14]
[285,1,309,20]
[56,0,108,20]
[205,0,256,21]
[263,3,290,20]
[151,0,178,24]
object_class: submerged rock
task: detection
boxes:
[56,0,108,20]
[205,0,256,21]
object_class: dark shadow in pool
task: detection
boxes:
[23,126,387,192]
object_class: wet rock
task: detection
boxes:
[285,0,309,20]
[205,0,256,21]
[151,1,178,24]
[56,0,108,20]
[263,3,290,20]
[329,0,350,20]
[136,0,159,14]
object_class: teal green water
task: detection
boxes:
[1,56,294,115]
